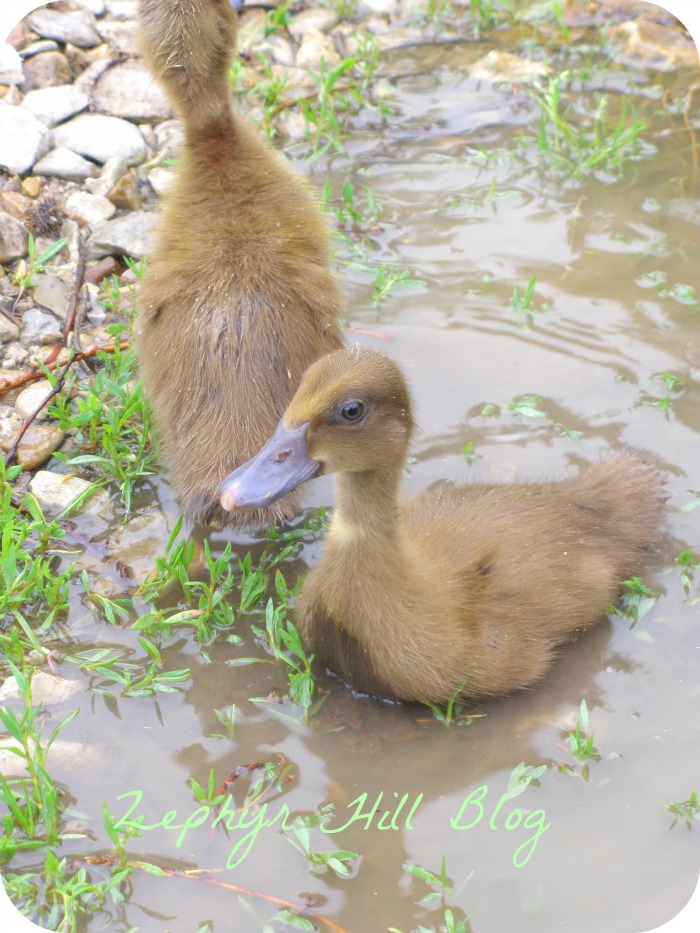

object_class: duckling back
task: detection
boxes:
[136,0,344,526]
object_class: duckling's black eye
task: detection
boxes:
[340,400,365,423]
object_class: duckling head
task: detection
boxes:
[219,347,414,512]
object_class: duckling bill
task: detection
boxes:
[220,348,664,705]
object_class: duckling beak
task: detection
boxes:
[219,420,321,512]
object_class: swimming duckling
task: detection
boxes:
[135,0,344,527]
[219,347,664,704]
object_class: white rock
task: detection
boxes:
[73,0,107,15]
[29,470,111,514]
[97,19,138,51]
[66,190,116,225]
[154,119,184,157]
[52,113,148,166]
[0,101,51,174]
[288,9,341,40]
[104,1,138,21]
[359,0,399,13]
[14,379,54,420]
[33,147,100,182]
[28,9,102,48]
[147,166,175,197]
[0,211,28,263]
[19,309,61,346]
[257,35,296,68]
[88,210,155,259]
[0,671,83,705]
[20,41,60,58]
[0,315,20,343]
[84,155,128,196]
[0,43,24,86]
[22,84,90,127]
[296,31,341,70]
[32,273,71,319]
[91,60,171,121]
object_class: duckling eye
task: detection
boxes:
[340,400,365,423]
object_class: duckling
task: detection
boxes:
[135,0,344,527]
[219,347,664,704]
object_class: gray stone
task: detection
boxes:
[154,119,184,158]
[0,211,29,263]
[66,190,116,225]
[87,211,155,259]
[0,670,82,705]
[2,342,28,365]
[288,9,341,40]
[22,51,72,91]
[0,43,23,86]
[0,315,20,344]
[28,9,102,49]
[96,20,138,52]
[91,60,171,122]
[33,147,100,182]
[19,41,59,59]
[19,309,61,346]
[0,424,66,470]
[84,155,128,196]
[29,470,111,514]
[52,113,148,166]
[0,102,50,174]
[296,31,341,70]
[32,273,71,319]
[22,84,89,127]
[104,1,138,20]
[257,35,295,68]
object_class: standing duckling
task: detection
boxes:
[219,347,664,704]
[136,0,344,527]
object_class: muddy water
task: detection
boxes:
[17,18,700,933]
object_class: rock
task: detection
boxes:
[20,177,43,198]
[288,9,341,40]
[0,670,82,705]
[104,1,139,22]
[28,9,102,49]
[65,190,116,225]
[470,50,551,85]
[1,425,66,470]
[109,510,205,584]
[22,51,73,91]
[146,166,174,197]
[91,59,171,121]
[87,211,155,259]
[22,84,89,127]
[0,43,23,86]
[32,273,71,318]
[19,309,61,347]
[33,147,100,183]
[0,315,20,344]
[61,218,82,264]
[2,342,28,366]
[257,35,296,68]
[107,168,142,210]
[154,119,185,158]
[97,20,139,52]
[84,155,128,196]
[0,191,30,221]
[73,0,107,15]
[14,379,54,420]
[296,31,341,70]
[29,470,111,514]
[52,113,148,166]
[359,0,399,13]
[0,102,50,174]
[0,211,29,263]
[607,19,699,72]
[20,41,60,58]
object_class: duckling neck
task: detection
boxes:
[330,467,403,542]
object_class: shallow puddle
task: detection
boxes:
[4,4,700,933]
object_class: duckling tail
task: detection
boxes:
[138,0,238,139]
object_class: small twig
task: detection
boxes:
[0,342,130,396]
[3,350,76,466]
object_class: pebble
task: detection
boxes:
[2,343,28,366]
[91,60,171,121]
[32,273,71,319]
[146,166,175,197]
[28,9,102,49]
[296,31,341,69]
[0,101,51,174]
[0,191,30,221]
[109,510,205,584]
[52,113,148,166]
[20,41,61,58]
[470,50,551,85]
[154,119,185,158]
[84,155,128,196]
[29,470,111,514]
[288,9,341,40]
[1,424,66,470]
[33,147,101,183]
[104,1,139,21]
[358,0,399,13]
[20,177,42,198]
[0,210,29,263]
[66,190,116,225]
[19,309,61,346]
[21,84,90,127]
[257,35,296,68]
[21,51,73,91]
[96,20,139,52]
[0,43,24,86]
[73,0,107,16]
[0,315,20,344]
[0,670,81,704]
[14,379,54,420]
[107,168,142,210]
[87,210,155,259]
